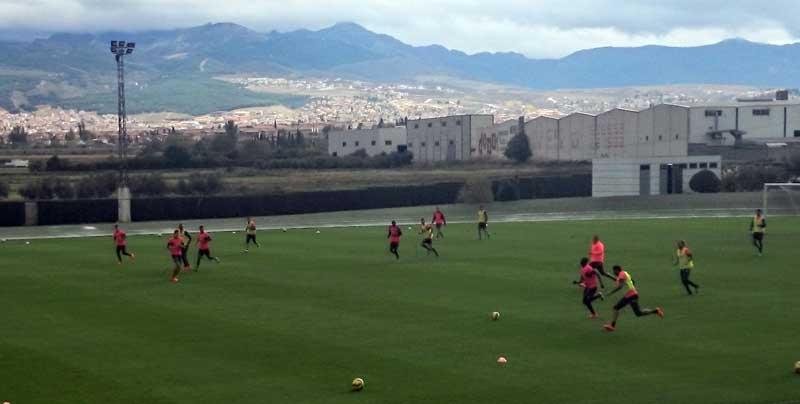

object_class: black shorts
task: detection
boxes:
[613,294,639,310]
[171,255,183,265]
[590,261,604,273]
[389,242,399,250]
[583,287,598,300]
[116,245,127,254]
[198,249,212,258]
[478,222,487,229]
[422,239,433,246]
[246,234,257,242]
[435,223,443,229]
[753,233,764,241]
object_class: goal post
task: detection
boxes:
[763,183,800,216]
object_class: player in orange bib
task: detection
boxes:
[432,207,447,239]
[195,225,220,270]
[112,224,135,265]
[603,265,664,332]
[387,221,403,260]
[166,230,185,283]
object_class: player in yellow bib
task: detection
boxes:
[603,265,664,332]
[674,240,699,295]
[750,209,766,256]
[418,218,439,257]
[477,206,490,240]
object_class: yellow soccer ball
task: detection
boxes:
[491,311,500,321]
[351,377,365,391]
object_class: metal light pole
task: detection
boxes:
[110,40,135,223]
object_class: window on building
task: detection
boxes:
[645,136,649,141]
[408,142,413,147]
[449,140,455,145]
[753,108,770,116]
[675,134,680,140]
[434,141,440,146]
[678,163,688,169]
[705,110,722,117]
[795,130,800,138]
[332,152,338,157]
[441,121,447,127]
[355,141,359,147]
[371,140,376,146]
[689,163,698,169]
[427,123,433,128]
[658,135,663,141]
[710,162,718,168]
[385,140,393,146]
[700,163,708,169]
[421,142,426,147]
[456,120,462,126]
[640,165,650,171]
[342,142,347,147]
[414,124,419,129]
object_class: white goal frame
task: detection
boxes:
[763,182,800,216]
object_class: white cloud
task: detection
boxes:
[0,0,798,58]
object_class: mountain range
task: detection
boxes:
[1,22,799,114]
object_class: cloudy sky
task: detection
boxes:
[1,0,798,58]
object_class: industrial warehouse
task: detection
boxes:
[328,97,800,197]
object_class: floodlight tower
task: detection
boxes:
[110,40,135,223]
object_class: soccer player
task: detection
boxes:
[750,209,766,256]
[603,265,664,332]
[478,206,490,240]
[674,240,699,295]
[244,217,260,253]
[387,220,403,260]
[589,235,616,287]
[178,224,192,271]
[167,230,185,283]
[419,218,439,257]
[432,207,447,239]
[112,224,135,265]
[195,225,220,270]
[572,257,604,319]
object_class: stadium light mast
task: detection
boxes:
[110,40,135,223]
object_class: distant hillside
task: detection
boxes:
[1,22,799,114]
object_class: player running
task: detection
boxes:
[432,207,447,239]
[572,257,604,319]
[589,235,616,287]
[478,206,490,240]
[112,224,135,265]
[387,221,403,260]
[167,230,185,283]
[178,224,192,271]
[603,265,664,332]
[244,217,260,253]
[195,225,220,270]
[674,240,699,295]
[750,209,766,256]
[419,218,439,257]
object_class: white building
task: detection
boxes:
[474,119,519,159]
[406,115,494,162]
[592,156,722,197]
[328,127,407,157]
[688,101,800,145]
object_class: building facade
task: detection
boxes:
[688,102,800,145]
[328,127,407,157]
[406,115,494,162]
[592,156,722,198]
[474,119,519,159]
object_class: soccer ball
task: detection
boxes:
[491,311,500,321]
[408,226,412,230]
[351,377,364,391]
[794,361,800,374]
[497,356,507,364]
[282,228,287,232]
[25,241,30,245]
[157,233,162,237]
[316,230,321,234]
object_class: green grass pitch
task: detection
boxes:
[1,217,799,404]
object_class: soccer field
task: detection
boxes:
[1,217,799,404]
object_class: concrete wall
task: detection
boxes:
[688,106,738,144]
[407,115,493,162]
[596,108,638,158]
[559,113,596,161]
[593,155,722,198]
[328,127,407,157]
[474,119,518,159]
[526,116,559,161]
[688,103,800,144]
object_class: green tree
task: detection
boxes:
[46,155,66,171]
[164,144,192,168]
[65,129,77,142]
[8,126,28,145]
[504,133,532,163]
[0,180,9,199]
[78,121,93,142]
[689,170,721,193]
